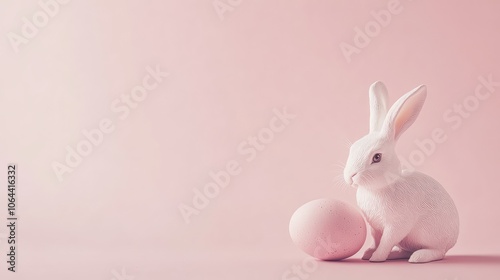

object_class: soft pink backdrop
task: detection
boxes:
[0,0,499,279]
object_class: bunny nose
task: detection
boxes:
[349,172,358,186]
[344,172,358,185]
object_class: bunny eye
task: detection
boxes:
[372,153,382,163]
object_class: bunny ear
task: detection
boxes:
[381,85,427,141]
[369,81,389,133]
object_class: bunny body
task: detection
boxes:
[357,170,459,262]
[344,82,459,263]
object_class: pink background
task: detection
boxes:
[1,0,499,279]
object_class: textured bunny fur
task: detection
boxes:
[343,81,459,263]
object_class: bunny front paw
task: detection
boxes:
[369,250,389,262]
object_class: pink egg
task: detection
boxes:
[289,198,367,260]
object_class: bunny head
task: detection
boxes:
[343,81,427,189]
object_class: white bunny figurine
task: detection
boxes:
[343,81,459,263]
